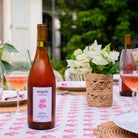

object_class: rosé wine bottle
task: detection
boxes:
[27,24,56,130]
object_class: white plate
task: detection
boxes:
[57,81,86,91]
[0,90,27,106]
[113,74,119,82]
[114,112,138,134]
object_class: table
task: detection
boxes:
[0,85,137,138]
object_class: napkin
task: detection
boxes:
[1,91,25,101]
[0,91,27,113]
[61,82,85,87]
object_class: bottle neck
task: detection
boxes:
[125,35,131,49]
[36,24,48,58]
[36,41,48,59]
[125,44,131,49]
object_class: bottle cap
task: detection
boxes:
[37,24,47,42]
[37,24,47,30]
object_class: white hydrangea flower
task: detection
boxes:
[84,40,102,53]
[108,51,119,63]
[102,48,119,63]
[92,55,108,65]
[86,50,101,59]
[66,60,77,68]
[66,40,119,75]
[74,49,82,56]
[76,61,90,68]
[91,40,102,52]
[76,53,90,62]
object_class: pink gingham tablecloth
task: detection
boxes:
[0,85,137,138]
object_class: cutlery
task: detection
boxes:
[56,90,76,95]
[4,94,24,101]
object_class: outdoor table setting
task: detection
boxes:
[0,81,137,138]
[0,41,138,138]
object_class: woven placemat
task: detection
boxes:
[93,121,138,138]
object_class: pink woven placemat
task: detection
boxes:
[93,121,137,138]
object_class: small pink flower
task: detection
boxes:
[63,134,77,138]
[85,111,94,114]
[45,129,58,132]
[100,118,109,121]
[13,122,25,125]
[83,127,95,131]
[66,124,77,127]
[61,82,68,86]
[100,110,109,113]
[100,114,110,117]
[70,109,79,112]
[5,132,18,136]
[83,133,96,137]
[41,135,56,138]
[84,115,94,117]
[67,119,77,122]
[26,130,39,135]
[40,99,46,103]
[56,115,62,118]
[0,119,11,121]
[84,123,95,126]
[64,129,77,133]
[16,118,26,121]
[68,112,78,114]
[83,118,94,121]
[68,115,78,118]
[9,126,23,130]
[0,123,6,126]
[39,104,46,109]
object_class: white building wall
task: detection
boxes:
[3,0,12,43]
[3,0,42,60]
[30,0,42,60]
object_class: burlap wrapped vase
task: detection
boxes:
[85,73,113,107]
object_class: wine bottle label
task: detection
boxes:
[33,87,52,122]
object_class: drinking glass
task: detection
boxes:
[120,49,138,112]
[5,49,31,116]
[114,49,138,132]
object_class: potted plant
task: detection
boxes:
[67,40,119,107]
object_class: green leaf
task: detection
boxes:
[0,48,4,59]
[109,61,119,72]
[0,60,14,74]
[71,53,76,60]
[105,43,111,54]
[102,71,113,78]
[3,43,19,53]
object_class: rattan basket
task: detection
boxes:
[85,73,113,107]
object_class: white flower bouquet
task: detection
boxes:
[67,40,119,77]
